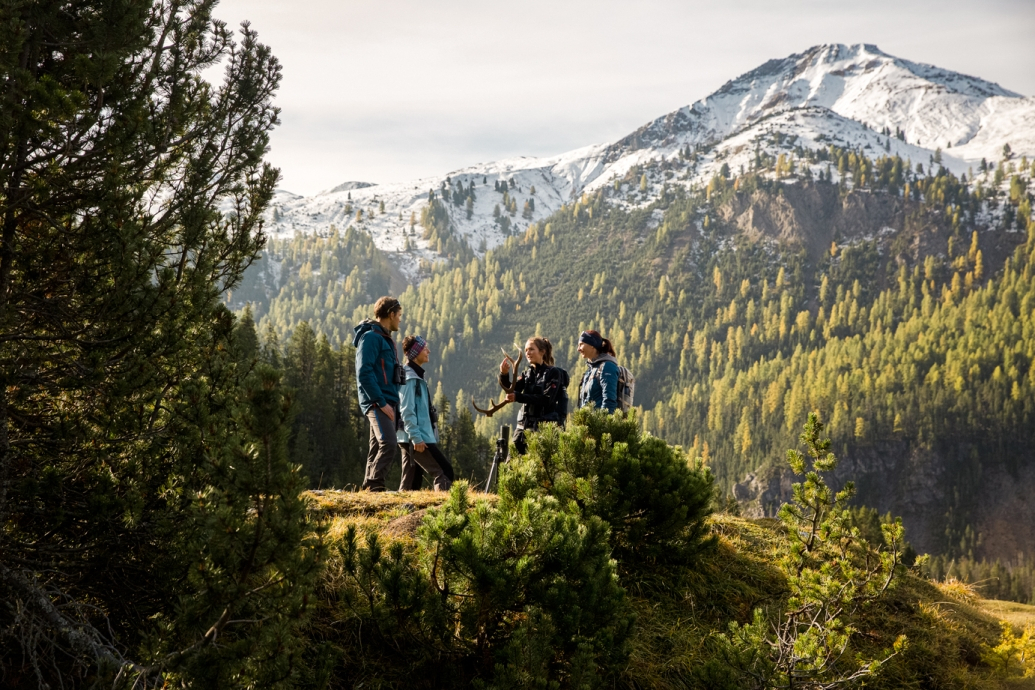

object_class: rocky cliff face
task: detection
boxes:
[716,180,1026,282]
[733,441,1035,562]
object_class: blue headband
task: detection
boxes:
[579,331,604,350]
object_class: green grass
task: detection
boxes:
[978,598,1035,630]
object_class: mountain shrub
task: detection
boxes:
[717,413,907,689]
[502,408,716,569]
[313,411,721,687]
[324,481,633,688]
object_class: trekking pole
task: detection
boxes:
[485,424,510,494]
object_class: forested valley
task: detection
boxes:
[238,145,1035,602]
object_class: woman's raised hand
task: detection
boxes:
[499,357,511,374]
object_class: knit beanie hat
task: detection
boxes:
[406,335,427,361]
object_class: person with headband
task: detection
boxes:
[577,330,619,413]
[397,334,454,491]
[498,336,570,454]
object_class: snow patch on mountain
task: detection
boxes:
[266,144,609,281]
[324,181,376,194]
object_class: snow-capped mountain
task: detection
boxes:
[265,44,1034,282]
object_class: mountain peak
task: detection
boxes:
[264,45,1033,284]
[621,42,1026,159]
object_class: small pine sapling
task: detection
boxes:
[719,412,907,690]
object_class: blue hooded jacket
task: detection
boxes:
[579,354,619,413]
[397,364,437,446]
[352,320,400,413]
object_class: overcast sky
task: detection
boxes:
[212,0,1035,196]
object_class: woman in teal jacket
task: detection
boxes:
[577,330,619,413]
[397,335,454,491]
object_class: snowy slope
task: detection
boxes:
[610,44,1026,157]
[265,144,610,281]
[264,44,1034,282]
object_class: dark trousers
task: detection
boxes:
[400,443,454,491]
[514,428,529,456]
[361,407,398,491]
[514,421,544,455]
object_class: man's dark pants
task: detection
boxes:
[361,406,398,491]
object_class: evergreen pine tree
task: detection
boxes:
[261,322,284,369]
[235,305,261,366]
[0,3,318,684]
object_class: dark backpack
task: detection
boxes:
[615,365,635,412]
[553,368,570,421]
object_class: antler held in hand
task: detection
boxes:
[472,397,510,417]
[500,346,524,393]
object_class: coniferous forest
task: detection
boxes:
[240,144,1035,563]
[3,2,1035,687]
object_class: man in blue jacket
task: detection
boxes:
[353,296,403,491]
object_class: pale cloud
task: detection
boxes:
[213,0,1035,195]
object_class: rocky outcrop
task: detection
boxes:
[733,441,1035,560]
[716,181,1026,271]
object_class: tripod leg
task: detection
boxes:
[486,453,500,493]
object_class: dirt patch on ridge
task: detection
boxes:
[382,508,430,539]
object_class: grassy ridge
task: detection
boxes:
[301,489,1034,689]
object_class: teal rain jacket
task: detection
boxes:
[579,354,619,413]
[397,364,437,446]
[352,320,400,413]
